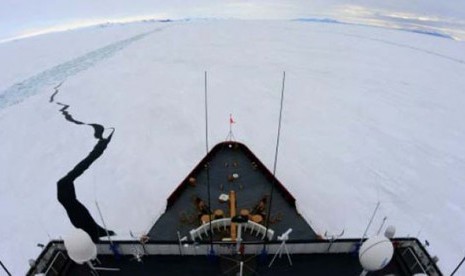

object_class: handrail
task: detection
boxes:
[189,218,274,241]
[44,251,67,275]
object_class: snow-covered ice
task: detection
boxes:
[1,20,465,274]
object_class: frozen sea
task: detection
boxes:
[1,20,465,274]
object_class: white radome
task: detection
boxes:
[63,228,97,264]
[384,225,396,239]
[359,236,394,271]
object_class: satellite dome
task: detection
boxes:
[64,228,97,264]
[359,236,394,271]
[384,225,396,239]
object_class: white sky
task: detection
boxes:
[1,0,465,41]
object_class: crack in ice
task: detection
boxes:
[51,82,115,242]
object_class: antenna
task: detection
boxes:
[0,260,11,276]
[95,201,113,246]
[451,255,465,276]
[263,71,286,254]
[376,216,387,235]
[95,200,121,258]
[204,71,209,154]
[204,71,214,255]
[360,201,380,244]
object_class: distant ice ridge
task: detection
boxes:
[293,18,343,24]
[0,29,159,111]
[294,17,455,40]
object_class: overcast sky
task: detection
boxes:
[1,0,465,41]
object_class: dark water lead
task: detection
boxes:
[51,83,115,242]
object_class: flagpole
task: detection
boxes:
[227,114,236,141]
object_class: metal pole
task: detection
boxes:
[264,71,286,252]
[360,201,380,243]
[204,72,209,154]
[95,201,113,246]
[376,216,387,235]
[236,223,245,253]
[451,255,465,276]
[204,71,214,254]
[229,114,232,135]
[0,260,11,276]
[272,71,286,186]
[177,231,184,256]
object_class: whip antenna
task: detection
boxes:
[263,71,286,253]
[204,71,209,154]
[204,71,214,255]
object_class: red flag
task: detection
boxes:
[230,114,235,124]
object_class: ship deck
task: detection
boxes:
[148,141,317,241]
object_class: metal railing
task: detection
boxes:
[43,251,68,276]
[189,218,274,241]
[397,239,441,276]
[27,238,442,276]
